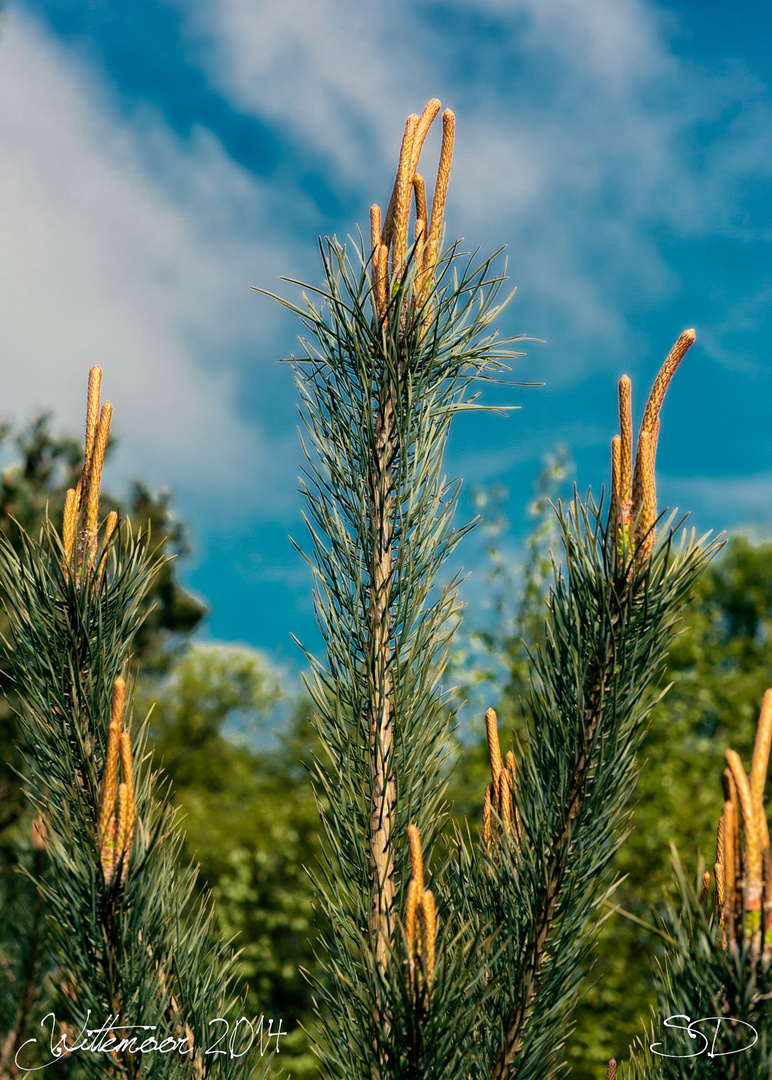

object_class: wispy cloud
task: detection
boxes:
[190,0,772,384]
[0,10,308,520]
[662,471,772,533]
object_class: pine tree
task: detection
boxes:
[0,413,206,868]
[0,370,270,1079]
[266,98,522,1079]
[272,99,718,1079]
[626,690,772,1079]
[453,489,772,1077]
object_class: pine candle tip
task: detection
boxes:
[110,677,127,730]
[112,676,127,714]
[407,823,423,886]
[750,689,772,807]
[485,708,502,784]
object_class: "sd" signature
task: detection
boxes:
[650,1015,758,1059]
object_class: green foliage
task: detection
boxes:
[0,415,205,863]
[277,230,523,1079]
[0,504,256,1077]
[625,849,772,1079]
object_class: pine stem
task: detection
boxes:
[369,364,398,975]
[493,560,632,1078]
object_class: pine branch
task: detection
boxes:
[1,370,264,1080]
[626,691,772,1079]
[268,100,527,1079]
[446,338,719,1080]
[493,350,715,1076]
[368,320,398,977]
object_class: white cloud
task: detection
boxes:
[189,0,771,387]
[185,0,639,365]
[190,0,428,185]
[0,10,304,520]
[502,0,670,88]
[0,0,769,557]
[663,472,772,530]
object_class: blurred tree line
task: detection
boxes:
[1,416,770,1080]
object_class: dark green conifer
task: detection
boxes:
[277,99,718,1080]
[626,691,772,1079]
[0,370,266,1080]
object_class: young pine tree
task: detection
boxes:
[627,690,772,1079]
[0,370,269,1080]
[274,99,719,1079]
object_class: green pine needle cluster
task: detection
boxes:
[0,385,266,1080]
[447,501,718,1080]
[627,847,772,1079]
[272,232,524,1078]
[272,100,720,1080]
[626,687,772,1080]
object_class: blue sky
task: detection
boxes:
[0,0,770,674]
